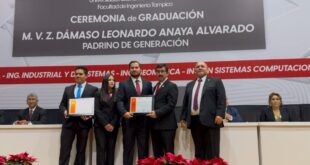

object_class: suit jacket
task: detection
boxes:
[226,106,243,122]
[260,107,291,122]
[17,106,48,124]
[151,80,178,130]
[94,90,120,128]
[59,83,98,128]
[117,78,152,127]
[181,77,226,128]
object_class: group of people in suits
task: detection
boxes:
[5,57,301,165]
[11,61,233,165]
[15,60,294,165]
[56,62,180,165]
[55,61,226,165]
[55,61,225,165]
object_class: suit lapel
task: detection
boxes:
[141,79,146,95]
[128,79,138,95]
[69,85,76,98]
[31,108,39,121]
[81,83,88,98]
[155,80,168,97]
[269,109,276,121]
[201,77,209,98]
[24,109,30,121]
[188,81,195,105]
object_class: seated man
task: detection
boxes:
[14,93,47,125]
[225,99,243,122]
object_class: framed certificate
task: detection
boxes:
[130,96,153,113]
[68,97,95,116]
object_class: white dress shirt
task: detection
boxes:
[153,78,168,95]
[131,77,143,92]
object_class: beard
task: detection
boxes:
[130,72,140,78]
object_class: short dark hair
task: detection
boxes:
[75,66,88,75]
[156,63,169,73]
[129,61,141,68]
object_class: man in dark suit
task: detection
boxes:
[117,61,153,165]
[147,64,178,158]
[58,66,98,165]
[14,93,47,125]
[180,61,226,160]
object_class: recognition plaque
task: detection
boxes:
[68,97,94,116]
[130,96,153,113]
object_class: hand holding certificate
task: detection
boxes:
[130,96,153,113]
[68,97,95,116]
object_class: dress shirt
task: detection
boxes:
[29,106,37,115]
[131,77,143,92]
[153,78,168,95]
[74,82,87,98]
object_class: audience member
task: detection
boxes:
[14,93,47,125]
[260,92,292,122]
[225,98,243,122]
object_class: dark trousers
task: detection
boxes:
[190,116,220,160]
[150,129,176,158]
[122,118,149,165]
[94,127,119,165]
[59,124,90,165]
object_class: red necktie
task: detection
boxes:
[135,79,141,96]
[193,79,202,111]
[153,82,161,95]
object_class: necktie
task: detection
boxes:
[153,82,161,95]
[29,109,33,119]
[193,79,202,111]
[135,79,141,96]
[76,84,82,98]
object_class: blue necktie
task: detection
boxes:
[76,84,82,98]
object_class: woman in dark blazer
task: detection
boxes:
[94,74,119,165]
[260,92,292,122]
